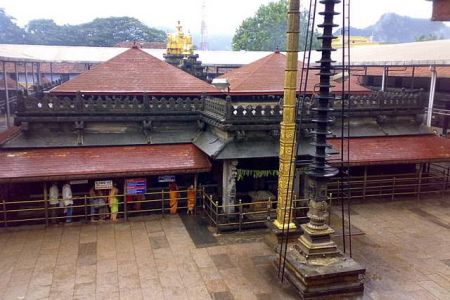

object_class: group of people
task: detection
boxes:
[48,181,197,224]
[88,183,119,222]
[48,182,120,224]
[169,183,196,215]
[48,182,73,223]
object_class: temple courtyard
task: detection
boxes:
[0,195,449,300]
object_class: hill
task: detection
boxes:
[341,13,450,43]
[0,9,166,47]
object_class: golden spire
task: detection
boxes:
[166,21,194,56]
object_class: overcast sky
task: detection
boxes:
[0,0,434,35]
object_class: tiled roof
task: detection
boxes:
[50,47,221,96]
[0,126,22,144]
[0,144,211,183]
[353,66,450,78]
[0,75,18,90]
[432,0,450,21]
[220,52,370,95]
[4,62,87,74]
[328,135,450,166]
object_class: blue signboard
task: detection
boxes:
[126,178,146,195]
[158,175,175,183]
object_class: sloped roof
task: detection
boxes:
[0,144,211,183]
[50,47,221,96]
[220,52,369,95]
[0,75,17,90]
[4,62,87,74]
[328,135,450,166]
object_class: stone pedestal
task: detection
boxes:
[275,243,365,299]
[265,221,302,251]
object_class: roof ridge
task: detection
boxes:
[50,47,221,95]
[228,52,284,91]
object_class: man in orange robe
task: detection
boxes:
[187,185,196,215]
[169,182,179,214]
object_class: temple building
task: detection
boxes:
[0,47,221,222]
[0,41,449,229]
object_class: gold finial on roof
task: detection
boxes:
[166,21,194,56]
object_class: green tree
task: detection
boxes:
[232,0,320,51]
[26,19,67,45]
[77,17,166,47]
[23,16,166,47]
[415,33,443,42]
[0,8,28,43]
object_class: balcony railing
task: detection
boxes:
[15,89,425,125]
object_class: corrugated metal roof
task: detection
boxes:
[50,47,221,95]
[0,44,271,66]
[2,40,450,66]
[0,143,211,183]
[328,134,450,166]
[353,66,450,78]
[220,52,369,95]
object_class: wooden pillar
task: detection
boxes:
[411,66,415,89]
[31,63,35,86]
[194,173,198,214]
[37,63,41,86]
[362,166,368,200]
[417,163,423,200]
[123,179,128,221]
[14,62,19,90]
[24,63,28,91]
[43,182,49,227]
[3,61,11,128]
[50,62,54,84]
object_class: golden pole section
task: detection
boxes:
[273,0,300,231]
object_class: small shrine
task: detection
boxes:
[164,21,206,80]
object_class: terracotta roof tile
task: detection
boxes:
[432,0,450,21]
[0,126,22,144]
[328,135,450,166]
[0,75,18,90]
[0,144,211,183]
[50,47,221,96]
[3,62,87,74]
[220,52,369,95]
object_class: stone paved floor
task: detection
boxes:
[0,215,297,300]
[336,194,450,300]
[0,195,449,300]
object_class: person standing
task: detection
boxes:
[108,183,119,222]
[48,182,62,224]
[97,189,108,221]
[187,185,196,215]
[89,186,99,222]
[169,182,179,215]
[62,182,73,223]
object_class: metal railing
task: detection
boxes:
[201,192,311,233]
[328,164,450,202]
[0,188,202,227]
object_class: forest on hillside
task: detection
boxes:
[0,9,166,47]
